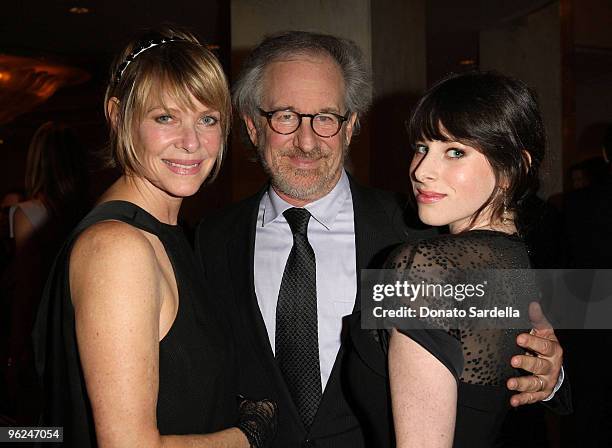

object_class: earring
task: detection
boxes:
[502,196,511,225]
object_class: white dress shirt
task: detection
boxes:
[254,170,356,390]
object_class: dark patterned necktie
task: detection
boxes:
[275,207,322,430]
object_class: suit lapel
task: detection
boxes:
[350,177,393,312]
[226,189,304,431]
[312,177,392,429]
[226,194,271,357]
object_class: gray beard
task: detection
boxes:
[268,164,337,201]
[256,134,349,202]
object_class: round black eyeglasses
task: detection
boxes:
[258,108,351,138]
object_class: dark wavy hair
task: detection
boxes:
[407,71,545,234]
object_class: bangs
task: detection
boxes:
[132,43,231,136]
[408,75,494,151]
[135,74,200,118]
[407,97,454,146]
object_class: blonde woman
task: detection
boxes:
[33,26,275,448]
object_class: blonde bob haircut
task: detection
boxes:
[104,25,231,183]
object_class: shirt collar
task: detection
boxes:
[261,170,351,230]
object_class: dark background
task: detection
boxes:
[1,1,611,446]
[1,0,610,226]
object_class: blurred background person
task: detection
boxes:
[0,188,24,423]
[567,157,608,191]
[1,121,89,424]
[0,188,24,272]
[8,122,89,251]
[562,123,612,447]
[564,124,612,267]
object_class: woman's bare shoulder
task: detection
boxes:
[71,220,154,260]
[69,220,160,307]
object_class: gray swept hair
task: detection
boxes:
[233,30,372,134]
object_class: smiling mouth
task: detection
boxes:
[416,189,447,204]
[163,160,201,168]
[162,159,203,175]
[285,153,324,168]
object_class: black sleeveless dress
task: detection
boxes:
[33,201,238,447]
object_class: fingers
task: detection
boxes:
[508,305,564,407]
[528,301,552,331]
[511,353,552,375]
[516,333,559,357]
[507,374,547,394]
[507,374,550,407]
[509,390,549,407]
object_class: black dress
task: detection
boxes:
[32,201,238,447]
[348,230,532,447]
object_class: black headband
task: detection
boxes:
[113,37,187,85]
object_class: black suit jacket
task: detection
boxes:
[564,177,612,268]
[195,177,432,448]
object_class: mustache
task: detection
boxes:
[278,146,326,159]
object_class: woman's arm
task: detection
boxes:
[388,329,457,448]
[12,207,35,254]
[69,221,250,448]
[6,207,43,396]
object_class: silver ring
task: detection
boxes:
[535,375,544,392]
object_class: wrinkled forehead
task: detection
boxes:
[260,52,346,110]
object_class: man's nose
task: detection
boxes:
[294,118,318,152]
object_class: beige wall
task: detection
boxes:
[231,0,372,63]
[480,2,563,199]
[370,0,426,192]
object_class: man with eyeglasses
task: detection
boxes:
[195,31,568,448]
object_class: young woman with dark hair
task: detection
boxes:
[388,71,551,447]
